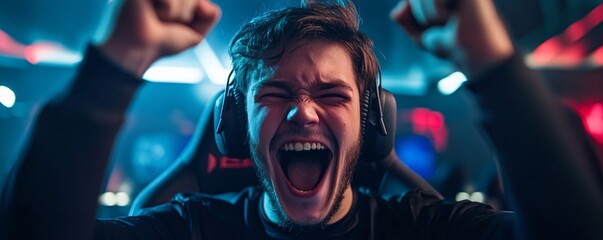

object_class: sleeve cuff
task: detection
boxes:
[463,53,549,121]
[465,53,532,95]
[58,45,144,119]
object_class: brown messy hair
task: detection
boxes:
[228,0,380,95]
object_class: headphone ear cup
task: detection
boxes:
[360,89,396,162]
[214,89,250,158]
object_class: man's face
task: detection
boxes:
[246,39,362,229]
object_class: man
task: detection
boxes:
[5,0,602,239]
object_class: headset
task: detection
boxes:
[214,70,395,162]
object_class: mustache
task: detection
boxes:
[276,127,324,137]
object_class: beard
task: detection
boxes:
[249,135,361,233]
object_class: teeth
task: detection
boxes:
[281,142,326,152]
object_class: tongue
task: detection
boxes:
[286,158,323,191]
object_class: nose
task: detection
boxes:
[286,101,319,127]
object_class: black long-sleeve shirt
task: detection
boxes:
[95,187,513,240]
[5,46,603,239]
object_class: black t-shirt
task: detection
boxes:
[95,187,514,239]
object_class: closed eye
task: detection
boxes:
[259,93,290,100]
[316,93,351,104]
[318,93,349,100]
[253,79,293,102]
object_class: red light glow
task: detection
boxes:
[531,3,603,66]
[593,46,603,64]
[585,103,603,136]
[558,44,588,65]
[23,46,39,64]
[106,166,123,192]
[0,29,26,57]
[531,38,562,64]
[410,108,448,151]
[563,4,603,42]
[565,21,588,42]
[23,43,60,65]
[0,29,75,65]
[569,102,603,145]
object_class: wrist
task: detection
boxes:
[456,0,515,78]
[461,41,514,78]
[96,39,158,78]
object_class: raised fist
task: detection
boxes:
[391,0,514,77]
[99,0,221,76]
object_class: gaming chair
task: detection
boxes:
[130,89,440,215]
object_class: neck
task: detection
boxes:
[327,186,353,224]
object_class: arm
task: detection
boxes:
[7,46,142,239]
[466,54,603,239]
[391,0,603,238]
[5,0,220,239]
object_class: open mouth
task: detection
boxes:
[278,142,332,192]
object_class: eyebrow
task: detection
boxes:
[315,80,354,92]
[253,79,354,93]
[252,80,292,93]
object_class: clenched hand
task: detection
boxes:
[99,0,221,76]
